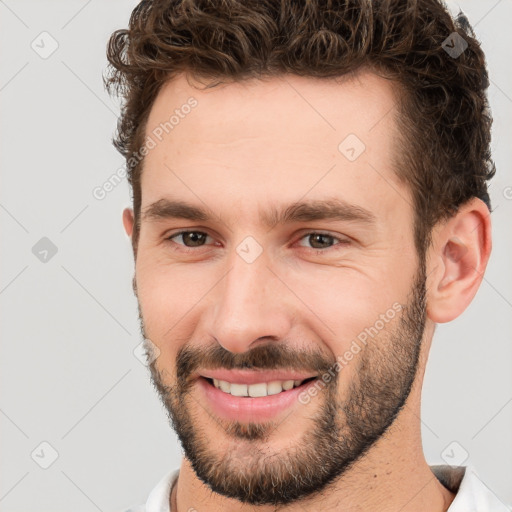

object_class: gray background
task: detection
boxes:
[0,1,511,510]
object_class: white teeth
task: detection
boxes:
[282,380,294,390]
[267,381,283,395]
[248,382,267,397]
[211,378,309,397]
[219,380,231,393]
[229,383,248,397]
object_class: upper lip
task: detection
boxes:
[197,369,318,385]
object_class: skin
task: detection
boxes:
[122,70,492,511]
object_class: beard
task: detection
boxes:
[137,258,427,506]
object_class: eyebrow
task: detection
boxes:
[141,197,377,229]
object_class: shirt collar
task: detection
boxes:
[143,465,510,512]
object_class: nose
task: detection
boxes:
[208,248,293,354]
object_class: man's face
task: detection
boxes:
[131,71,428,505]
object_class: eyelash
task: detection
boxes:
[165,230,350,254]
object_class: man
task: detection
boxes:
[105,0,510,510]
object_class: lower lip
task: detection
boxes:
[197,377,319,422]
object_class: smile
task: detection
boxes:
[208,377,316,397]
[198,374,320,422]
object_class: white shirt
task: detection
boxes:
[122,465,511,512]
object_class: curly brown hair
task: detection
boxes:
[104,0,495,257]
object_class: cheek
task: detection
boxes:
[280,264,406,349]
[135,257,210,359]
[280,265,412,393]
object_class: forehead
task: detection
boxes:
[140,70,411,224]
[145,70,398,150]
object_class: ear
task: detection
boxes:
[425,197,492,323]
[122,207,134,238]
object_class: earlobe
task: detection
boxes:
[122,208,134,238]
[426,198,492,324]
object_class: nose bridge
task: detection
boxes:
[210,244,291,353]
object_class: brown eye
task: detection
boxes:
[167,231,212,248]
[305,233,336,249]
[297,232,347,251]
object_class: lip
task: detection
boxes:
[197,376,319,422]
[198,369,317,385]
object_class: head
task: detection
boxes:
[105,0,494,506]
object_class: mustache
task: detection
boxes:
[172,341,336,385]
